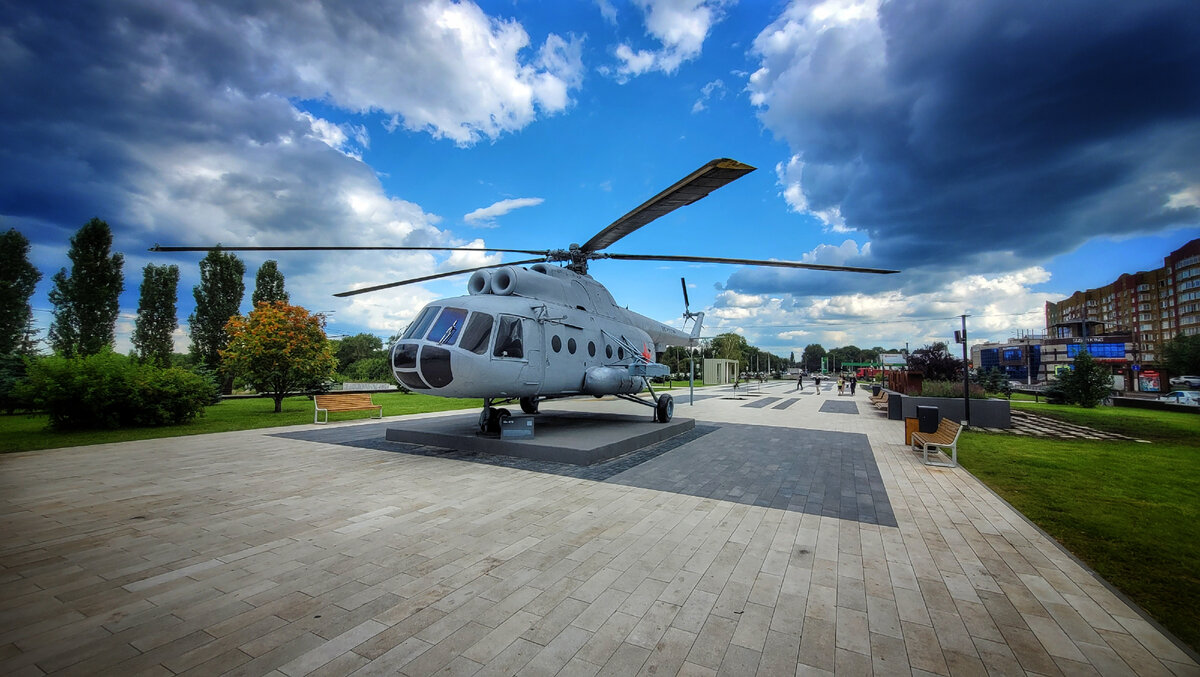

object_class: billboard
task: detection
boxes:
[880,354,906,365]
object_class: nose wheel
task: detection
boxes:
[478,400,512,435]
[654,393,673,422]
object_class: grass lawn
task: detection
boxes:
[0,392,482,454]
[958,402,1200,651]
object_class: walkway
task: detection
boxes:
[0,383,1195,675]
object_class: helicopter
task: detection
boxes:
[152,158,898,433]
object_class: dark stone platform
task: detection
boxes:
[383,411,695,466]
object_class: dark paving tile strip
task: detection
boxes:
[742,397,782,408]
[771,399,798,410]
[818,400,859,415]
[274,419,896,527]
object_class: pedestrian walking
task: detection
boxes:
[837,376,845,396]
[814,375,822,393]
[850,376,857,395]
[796,373,803,390]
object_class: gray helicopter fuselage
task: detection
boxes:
[389,263,694,399]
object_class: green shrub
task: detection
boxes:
[19,350,216,429]
[0,353,34,414]
[920,379,988,399]
[343,356,391,382]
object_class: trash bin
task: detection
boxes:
[871,384,881,396]
[916,405,939,433]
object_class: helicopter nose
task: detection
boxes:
[392,342,455,390]
[420,345,453,388]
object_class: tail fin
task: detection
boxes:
[688,312,704,343]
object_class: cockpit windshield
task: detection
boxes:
[402,306,439,340]
[426,307,467,345]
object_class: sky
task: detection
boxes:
[3,0,1199,361]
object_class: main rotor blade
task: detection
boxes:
[580,158,755,253]
[332,257,547,297]
[680,277,690,310]
[604,253,900,275]
[150,244,550,255]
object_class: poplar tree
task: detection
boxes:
[251,259,289,305]
[132,263,180,367]
[0,228,42,355]
[48,218,124,356]
[188,250,244,387]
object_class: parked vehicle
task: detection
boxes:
[1168,375,1200,388]
[1159,390,1200,406]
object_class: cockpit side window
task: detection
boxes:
[493,315,524,359]
[460,312,494,354]
[402,306,439,340]
[426,307,467,345]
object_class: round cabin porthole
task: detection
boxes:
[588,341,596,357]
[606,345,613,359]
[567,338,577,354]
[551,335,562,352]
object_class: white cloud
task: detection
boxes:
[296,112,369,159]
[705,265,1060,355]
[260,0,585,146]
[597,0,619,24]
[691,79,725,113]
[1167,184,1200,210]
[464,197,546,225]
[775,155,851,232]
[800,239,870,266]
[612,0,728,81]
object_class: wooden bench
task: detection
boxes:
[314,393,383,424]
[871,390,892,410]
[910,418,962,467]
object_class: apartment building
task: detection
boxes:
[1040,238,1200,391]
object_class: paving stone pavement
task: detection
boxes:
[993,408,1150,441]
[1,383,1196,676]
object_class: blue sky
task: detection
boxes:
[3,0,1199,359]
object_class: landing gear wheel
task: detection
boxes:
[655,394,674,423]
[479,406,511,434]
[488,407,511,434]
[519,397,539,415]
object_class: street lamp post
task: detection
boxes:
[961,314,971,426]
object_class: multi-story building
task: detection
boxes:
[971,334,1043,385]
[1042,238,1200,392]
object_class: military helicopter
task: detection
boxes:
[152,158,897,433]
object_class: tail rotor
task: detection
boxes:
[681,277,704,341]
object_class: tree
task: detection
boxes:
[132,264,180,367]
[0,228,42,355]
[801,343,826,372]
[827,345,863,371]
[48,218,124,356]
[1161,333,1200,377]
[189,249,245,391]
[222,302,337,412]
[1056,349,1113,408]
[251,259,289,305]
[335,332,384,368]
[711,332,748,365]
[906,342,963,381]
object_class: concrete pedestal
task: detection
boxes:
[386,411,695,466]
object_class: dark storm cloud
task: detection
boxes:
[748,0,1200,289]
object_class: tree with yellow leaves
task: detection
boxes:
[222,302,336,412]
